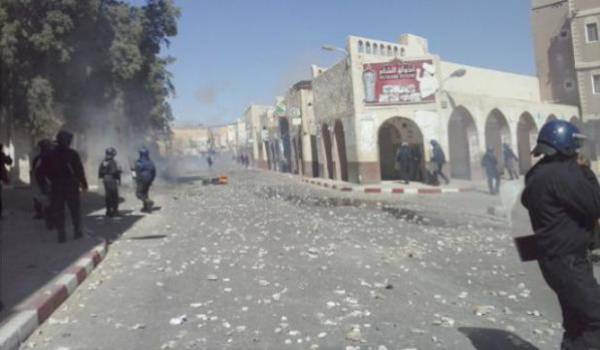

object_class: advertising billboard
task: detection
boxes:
[363,59,438,105]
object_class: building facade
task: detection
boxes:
[532,0,600,166]
[171,125,213,155]
[306,34,578,184]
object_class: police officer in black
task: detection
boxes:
[481,148,501,195]
[0,143,13,219]
[522,120,600,349]
[98,147,121,217]
[42,131,88,243]
[395,142,412,184]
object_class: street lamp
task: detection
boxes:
[321,45,348,55]
[439,68,467,109]
[442,68,467,84]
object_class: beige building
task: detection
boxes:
[243,105,273,169]
[307,33,578,184]
[171,125,213,155]
[532,0,600,164]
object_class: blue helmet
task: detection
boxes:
[138,147,149,157]
[532,120,586,157]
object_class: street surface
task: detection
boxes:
[22,156,569,350]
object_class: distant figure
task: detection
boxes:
[207,156,213,169]
[31,139,53,222]
[481,148,501,195]
[134,147,156,213]
[430,140,450,185]
[98,147,122,217]
[41,131,88,243]
[503,143,519,180]
[411,146,423,182]
[395,142,412,184]
[0,143,13,219]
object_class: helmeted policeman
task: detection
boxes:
[41,130,88,243]
[522,120,600,349]
[134,147,156,213]
[395,142,412,184]
[31,139,53,221]
[98,147,122,217]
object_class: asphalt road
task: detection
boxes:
[22,155,568,350]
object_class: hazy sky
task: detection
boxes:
[164,0,535,126]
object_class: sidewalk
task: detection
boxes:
[300,176,476,194]
[0,186,145,349]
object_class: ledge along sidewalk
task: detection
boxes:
[0,186,115,350]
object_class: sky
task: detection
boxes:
[163,0,536,126]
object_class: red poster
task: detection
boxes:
[363,59,438,105]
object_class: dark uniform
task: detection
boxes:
[42,131,88,242]
[0,144,13,219]
[522,120,600,349]
[98,148,121,217]
[503,143,519,180]
[395,144,412,184]
[430,140,449,185]
[134,148,156,212]
[481,148,501,194]
[31,140,53,222]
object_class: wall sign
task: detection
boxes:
[363,59,438,105]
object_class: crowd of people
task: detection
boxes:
[0,130,158,244]
[393,140,526,195]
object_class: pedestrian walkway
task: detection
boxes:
[0,186,144,325]
[301,177,475,195]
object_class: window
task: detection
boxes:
[365,41,371,54]
[373,43,378,55]
[586,22,599,43]
[387,45,392,56]
[358,40,364,53]
[393,46,398,56]
[593,74,600,94]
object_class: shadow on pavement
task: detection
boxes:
[0,187,144,323]
[458,327,540,350]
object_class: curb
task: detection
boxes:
[0,239,108,350]
[301,178,472,195]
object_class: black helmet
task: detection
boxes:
[38,139,52,151]
[56,130,73,148]
[105,147,117,157]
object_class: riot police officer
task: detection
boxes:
[522,120,600,349]
[42,130,88,243]
[134,147,156,213]
[98,147,122,217]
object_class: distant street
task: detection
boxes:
[23,156,567,350]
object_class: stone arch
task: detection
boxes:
[322,123,334,179]
[517,112,538,174]
[378,117,424,181]
[485,109,511,167]
[448,106,478,180]
[333,119,349,181]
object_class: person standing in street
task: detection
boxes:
[503,143,520,180]
[395,142,412,185]
[41,131,88,243]
[207,155,213,169]
[0,143,13,220]
[521,120,600,349]
[98,147,122,217]
[31,139,52,222]
[430,140,450,185]
[134,147,156,213]
[481,148,501,195]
